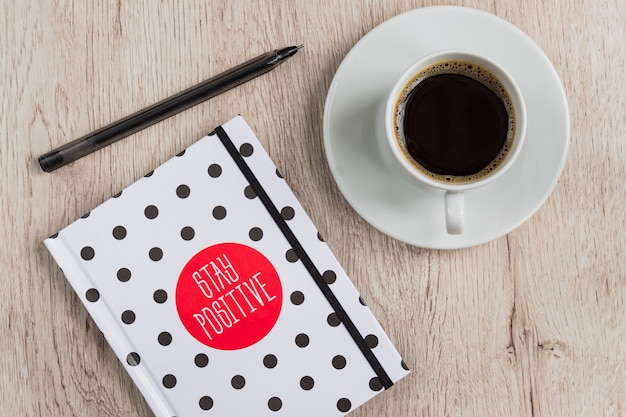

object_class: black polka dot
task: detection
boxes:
[369,377,383,391]
[332,355,346,369]
[323,270,336,284]
[121,310,135,324]
[85,288,100,302]
[280,206,295,220]
[239,143,254,157]
[365,334,379,348]
[290,291,304,305]
[327,313,341,327]
[117,268,131,282]
[244,185,257,199]
[162,374,177,388]
[180,226,195,241]
[199,396,214,410]
[112,225,127,240]
[126,352,141,366]
[268,397,282,411]
[208,163,222,178]
[337,398,352,412]
[249,227,263,241]
[158,332,172,346]
[195,353,209,368]
[300,376,314,390]
[144,205,159,219]
[231,375,246,389]
[176,184,190,199]
[149,247,163,261]
[263,354,277,368]
[80,246,95,260]
[295,333,309,348]
[212,206,227,220]
[285,249,299,263]
[153,289,167,303]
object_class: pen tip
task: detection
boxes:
[296,44,304,50]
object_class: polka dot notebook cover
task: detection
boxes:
[44,116,409,417]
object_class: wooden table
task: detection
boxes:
[2,1,625,416]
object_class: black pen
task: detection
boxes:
[38,45,303,172]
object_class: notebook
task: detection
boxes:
[44,116,409,416]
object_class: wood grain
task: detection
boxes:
[1,0,624,416]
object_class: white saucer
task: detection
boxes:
[323,6,569,249]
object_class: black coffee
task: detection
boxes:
[394,60,515,183]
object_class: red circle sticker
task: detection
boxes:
[176,243,283,350]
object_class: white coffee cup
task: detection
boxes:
[384,50,527,234]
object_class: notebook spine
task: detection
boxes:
[44,234,175,417]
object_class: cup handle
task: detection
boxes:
[445,191,464,234]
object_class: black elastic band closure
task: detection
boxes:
[215,126,393,389]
